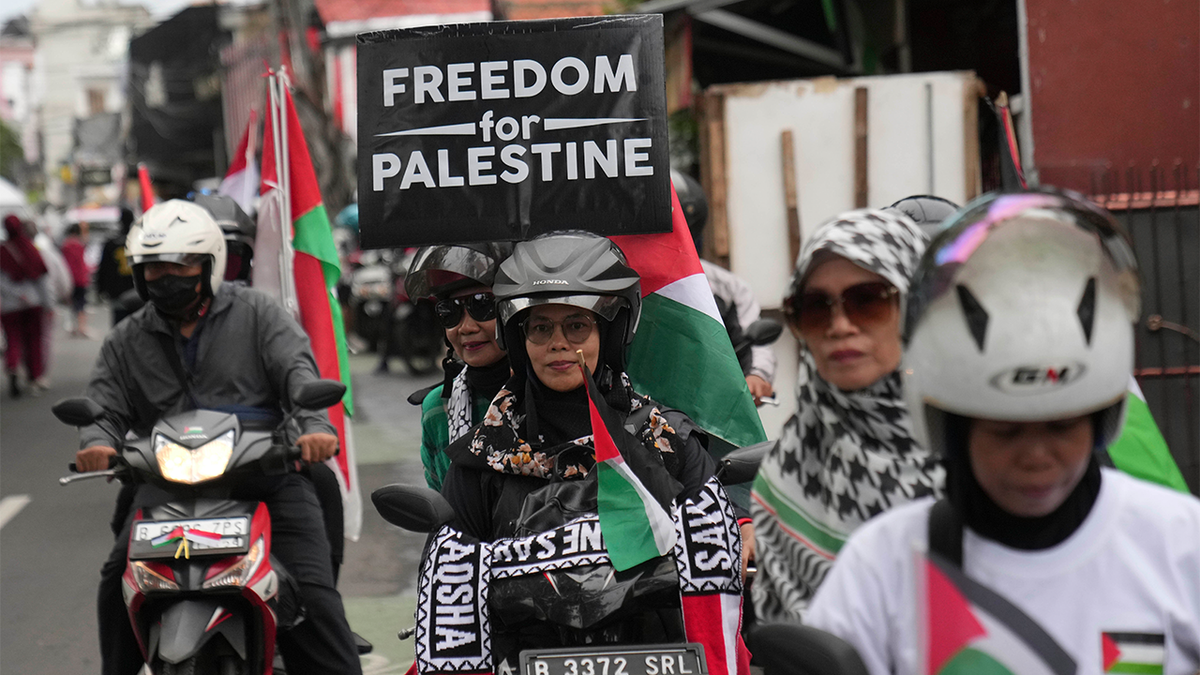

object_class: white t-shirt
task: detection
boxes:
[807,469,1200,675]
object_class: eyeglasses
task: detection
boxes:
[521,314,597,345]
[786,281,899,336]
[435,293,496,328]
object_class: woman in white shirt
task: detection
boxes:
[806,189,1200,675]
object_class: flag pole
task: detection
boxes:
[269,69,299,319]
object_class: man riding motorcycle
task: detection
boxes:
[76,200,363,675]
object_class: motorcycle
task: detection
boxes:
[53,379,361,675]
[378,257,443,375]
[349,249,398,353]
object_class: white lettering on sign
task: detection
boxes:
[381,55,639,107]
[383,68,408,106]
[371,139,655,192]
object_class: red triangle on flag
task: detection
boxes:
[1101,633,1121,672]
[926,559,988,674]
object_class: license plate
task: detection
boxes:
[129,517,251,560]
[521,643,707,675]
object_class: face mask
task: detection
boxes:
[146,273,204,320]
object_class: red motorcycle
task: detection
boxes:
[54,380,349,675]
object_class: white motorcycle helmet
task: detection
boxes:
[902,189,1140,458]
[127,200,227,302]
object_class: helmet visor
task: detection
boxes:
[499,294,625,325]
[903,191,1141,345]
[406,245,501,299]
[131,252,209,268]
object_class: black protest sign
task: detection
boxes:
[356,16,671,248]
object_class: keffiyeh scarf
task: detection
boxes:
[750,209,944,623]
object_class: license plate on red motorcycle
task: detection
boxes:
[129,516,251,560]
[521,643,707,675]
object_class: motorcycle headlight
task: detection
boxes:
[202,536,265,589]
[155,430,235,484]
[131,560,179,593]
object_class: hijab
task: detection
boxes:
[750,209,944,623]
[1,215,48,282]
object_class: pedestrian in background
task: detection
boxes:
[96,207,137,325]
[1,214,51,397]
[60,222,92,338]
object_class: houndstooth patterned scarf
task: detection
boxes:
[750,209,944,623]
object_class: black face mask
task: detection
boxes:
[146,274,205,320]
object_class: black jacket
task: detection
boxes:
[442,403,716,542]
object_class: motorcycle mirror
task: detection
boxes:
[295,379,347,410]
[51,397,106,427]
[747,623,870,675]
[744,318,784,346]
[717,439,776,484]
[371,484,457,533]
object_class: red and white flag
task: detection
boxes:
[218,110,260,215]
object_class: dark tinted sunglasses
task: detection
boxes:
[786,281,899,336]
[434,293,496,328]
[521,314,597,345]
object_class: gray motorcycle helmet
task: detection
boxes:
[885,195,960,238]
[191,193,256,281]
[493,231,641,372]
[405,243,513,299]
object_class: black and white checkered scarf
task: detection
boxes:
[750,209,944,623]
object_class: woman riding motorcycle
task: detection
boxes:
[440,230,716,541]
[406,243,513,491]
[806,189,1200,675]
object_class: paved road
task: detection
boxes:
[0,305,440,674]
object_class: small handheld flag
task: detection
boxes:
[577,350,679,571]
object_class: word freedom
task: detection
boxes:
[381,54,638,106]
[372,138,655,191]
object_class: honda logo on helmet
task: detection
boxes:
[989,363,1087,394]
[532,279,569,285]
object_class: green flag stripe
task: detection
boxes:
[292,205,354,416]
[1108,664,1163,675]
[752,473,846,555]
[597,462,663,569]
[627,293,766,447]
[939,648,1016,675]
[1107,391,1187,492]
[292,204,341,272]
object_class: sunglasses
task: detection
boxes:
[434,293,497,328]
[786,281,899,336]
[522,314,597,345]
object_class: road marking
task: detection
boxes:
[0,495,31,529]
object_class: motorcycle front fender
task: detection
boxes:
[154,598,248,665]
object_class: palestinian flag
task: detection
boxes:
[1102,633,1165,674]
[612,188,767,448]
[260,78,362,540]
[581,361,681,571]
[921,552,1076,675]
[1107,377,1189,492]
[218,109,259,215]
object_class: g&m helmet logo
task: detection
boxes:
[989,363,1087,395]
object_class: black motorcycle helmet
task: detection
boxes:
[493,231,641,372]
[191,193,256,282]
[405,242,514,299]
